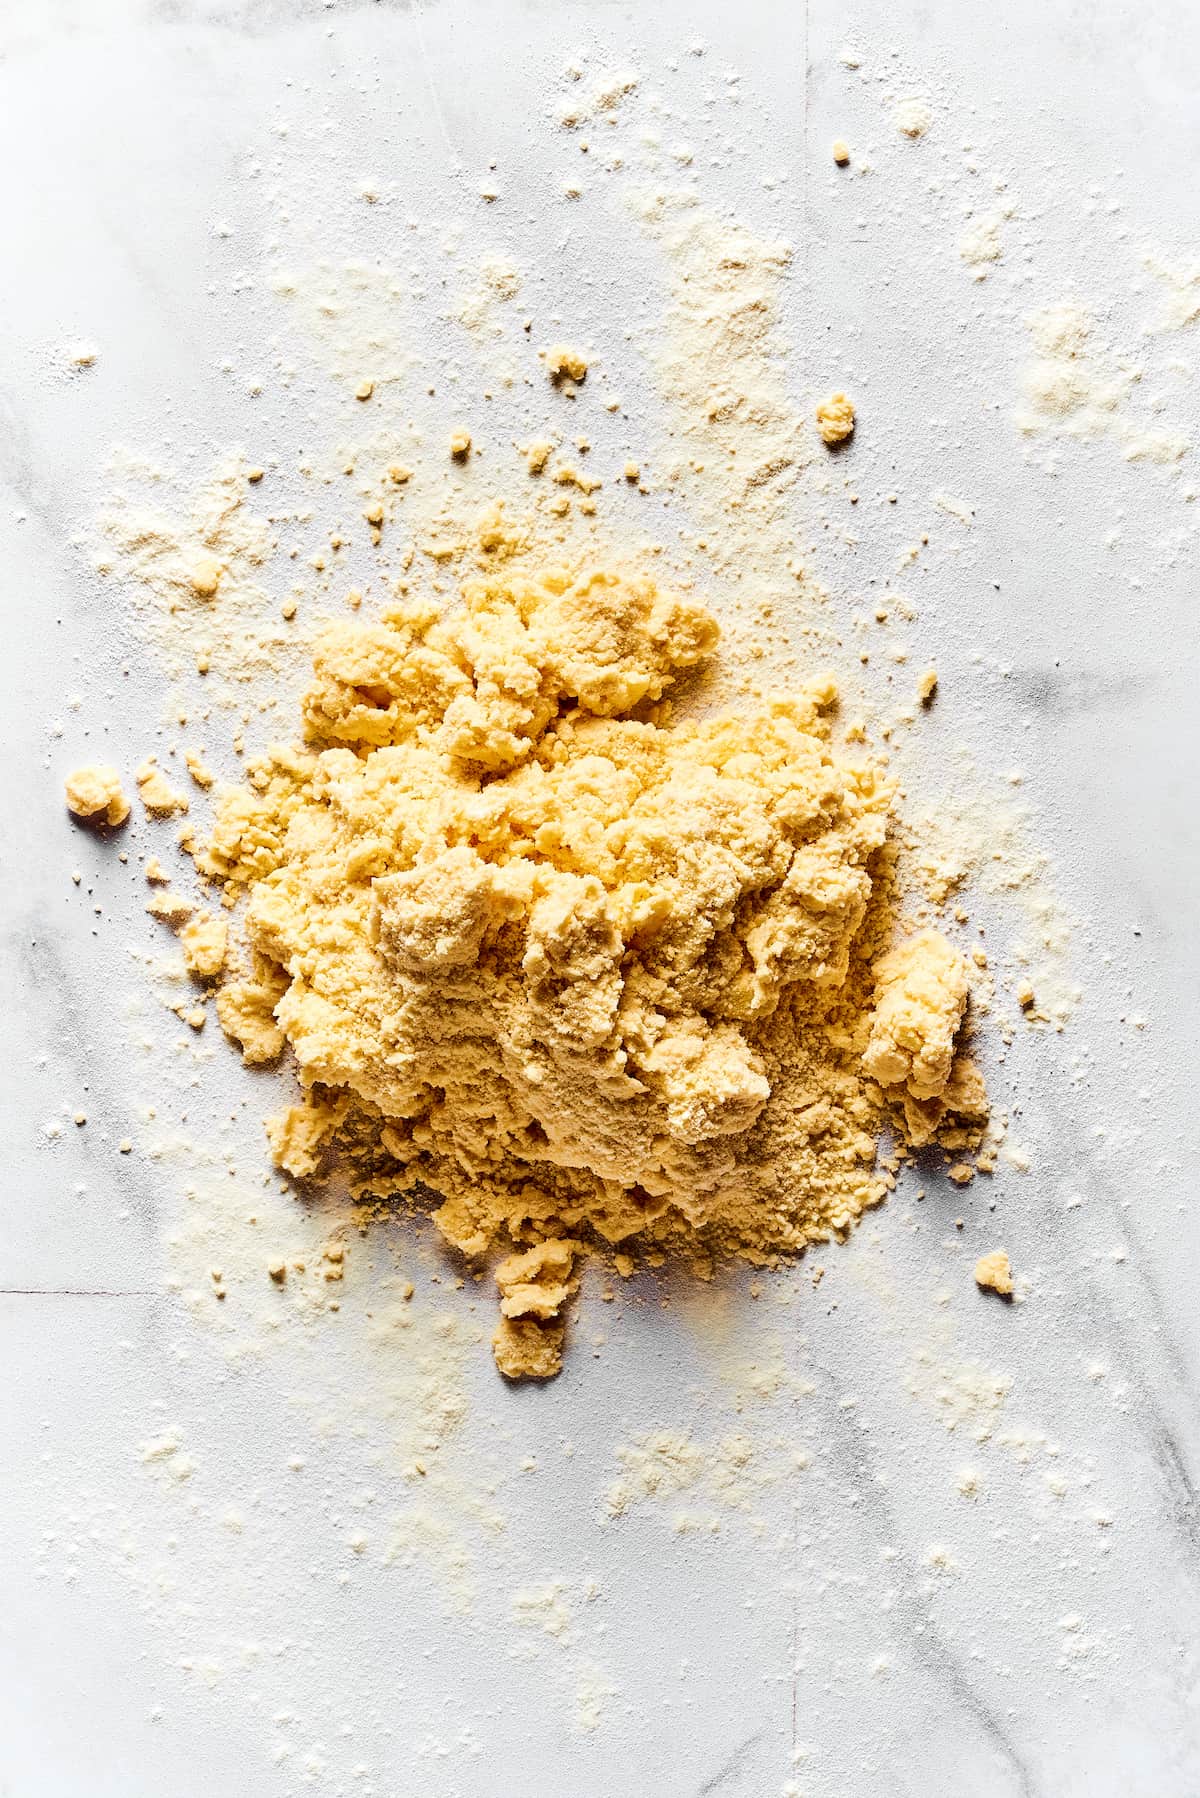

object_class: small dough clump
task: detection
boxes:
[179,911,228,980]
[136,759,190,818]
[64,764,129,827]
[816,393,856,446]
[862,930,969,1102]
[975,1250,1014,1297]
[199,566,984,1374]
[545,344,589,383]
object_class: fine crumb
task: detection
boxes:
[816,392,855,447]
[184,747,215,789]
[832,139,850,166]
[545,344,589,383]
[64,764,129,827]
[179,912,228,981]
[136,759,190,819]
[449,429,472,460]
[146,889,194,927]
[918,668,938,704]
[974,1250,1014,1298]
[190,554,223,600]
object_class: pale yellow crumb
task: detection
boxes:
[189,555,223,600]
[136,759,189,819]
[183,748,215,789]
[64,765,129,827]
[816,392,855,447]
[832,138,850,165]
[449,429,472,460]
[144,857,169,883]
[552,464,601,494]
[974,1249,1014,1297]
[179,911,228,980]
[493,1315,565,1380]
[524,439,554,474]
[545,344,589,383]
[145,889,194,927]
[918,668,938,704]
[623,460,640,481]
[354,380,375,401]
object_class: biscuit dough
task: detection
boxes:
[198,566,984,1374]
[64,764,130,826]
[975,1249,1014,1297]
[816,393,855,446]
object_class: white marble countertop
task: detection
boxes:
[2,1,1199,1794]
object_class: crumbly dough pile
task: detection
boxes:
[197,567,985,1376]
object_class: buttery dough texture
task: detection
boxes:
[64,764,130,826]
[974,1249,1014,1297]
[198,566,985,1375]
[816,393,856,447]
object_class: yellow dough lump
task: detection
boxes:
[64,764,130,826]
[816,392,856,446]
[197,566,985,1376]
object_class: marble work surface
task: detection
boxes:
[1,1,1199,1794]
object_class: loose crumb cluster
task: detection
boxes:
[187,567,987,1377]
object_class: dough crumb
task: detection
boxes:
[179,911,228,980]
[493,1315,565,1380]
[449,429,472,460]
[146,889,194,927]
[524,438,554,474]
[832,139,850,166]
[974,1250,1014,1297]
[545,344,589,383]
[136,759,190,818]
[216,958,288,1063]
[184,747,215,789]
[64,764,129,827]
[190,555,223,600]
[863,929,969,1103]
[918,668,938,704]
[816,392,856,446]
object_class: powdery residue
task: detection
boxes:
[1017,302,1190,464]
[632,195,811,592]
[1142,249,1200,332]
[959,214,1004,278]
[272,261,416,398]
[903,767,1079,1027]
[94,454,298,703]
